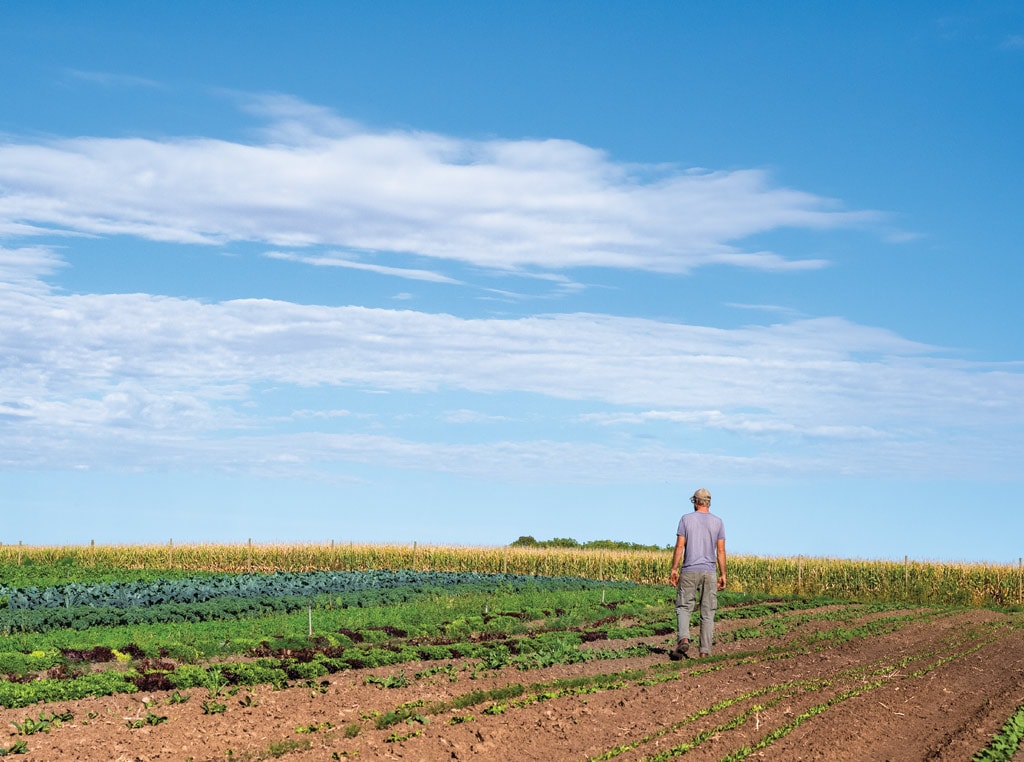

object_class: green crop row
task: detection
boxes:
[0,582,658,666]
[0,587,904,712]
[0,569,619,611]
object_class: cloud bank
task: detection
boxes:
[0,95,873,275]
[2,243,1021,483]
[1,99,1020,487]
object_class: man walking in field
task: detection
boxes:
[668,488,727,659]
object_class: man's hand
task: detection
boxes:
[717,574,727,591]
[669,536,685,587]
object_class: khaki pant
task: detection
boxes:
[675,570,718,654]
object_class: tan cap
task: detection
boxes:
[690,488,711,504]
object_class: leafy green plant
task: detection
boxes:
[974,702,1024,761]
[414,663,460,681]
[0,740,28,756]
[0,671,135,710]
[303,679,331,695]
[385,729,423,743]
[202,667,229,697]
[364,671,409,689]
[0,650,63,678]
[476,644,511,671]
[126,711,167,729]
[266,738,312,756]
[11,710,72,735]
[511,632,584,669]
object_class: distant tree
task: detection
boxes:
[585,539,670,551]
[548,537,581,548]
[510,536,670,551]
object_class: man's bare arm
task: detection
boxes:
[669,535,685,586]
[716,537,727,590]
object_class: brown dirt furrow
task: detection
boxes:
[733,618,1024,762]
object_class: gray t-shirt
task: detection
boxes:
[677,511,725,572]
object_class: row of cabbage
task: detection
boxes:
[0,570,623,635]
[0,569,609,610]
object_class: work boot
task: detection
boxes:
[669,638,689,661]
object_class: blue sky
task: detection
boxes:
[2,2,1022,563]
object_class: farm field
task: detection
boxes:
[0,545,1022,761]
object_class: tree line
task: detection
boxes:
[509,536,669,552]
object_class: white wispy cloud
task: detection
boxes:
[0,244,65,292]
[724,303,804,318]
[0,96,877,274]
[443,409,513,424]
[580,410,886,440]
[0,101,1019,487]
[264,250,464,284]
[290,409,356,420]
[65,69,164,89]
[2,246,1021,481]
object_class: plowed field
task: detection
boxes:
[3,603,1022,761]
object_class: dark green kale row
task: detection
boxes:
[0,570,629,634]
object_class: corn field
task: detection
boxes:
[2,541,1021,608]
